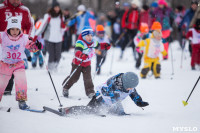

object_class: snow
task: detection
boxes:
[1,41,200,133]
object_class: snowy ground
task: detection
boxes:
[0,41,200,133]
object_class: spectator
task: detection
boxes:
[179,0,198,56]
[67,5,96,37]
[152,0,175,60]
[121,0,140,60]
[33,0,66,72]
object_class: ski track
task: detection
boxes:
[1,41,200,133]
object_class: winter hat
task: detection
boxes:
[158,0,167,6]
[82,26,93,36]
[52,0,60,8]
[131,0,141,7]
[7,16,21,30]
[77,5,86,12]
[142,5,149,11]
[115,1,120,5]
[96,25,105,34]
[123,2,130,7]
[151,2,158,8]
[140,23,149,33]
[122,72,139,89]
[191,0,198,5]
[151,21,162,30]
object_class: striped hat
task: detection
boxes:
[81,26,94,37]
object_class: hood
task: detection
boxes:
[5,29,23,41]
[4,0,23,8]
[78,34,93,46]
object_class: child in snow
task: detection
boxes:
[134,23,150,69]
[137,21,167,79]
[60,72,149,116]
[186,19,200,70]
[94,25,111,75]
[62,26,111,98]
[0,17,42,110]
[32,20,44,68]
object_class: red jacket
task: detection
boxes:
[139,10,152,29]
[0,0,33,35]
[121,8,139,30]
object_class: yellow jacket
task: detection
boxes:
[137,37,167,61]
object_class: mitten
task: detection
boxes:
[35,40,43,50]
[100,43,111,50]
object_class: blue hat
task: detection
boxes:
[81,26,94,37]
[151,2,158,8]
[123,2,130,7]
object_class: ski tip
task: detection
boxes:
[182,100,188,106]
[7,108,11,112]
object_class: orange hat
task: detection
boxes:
[96,25,104,32]
[151,21,162,30]
[140,23,149,33]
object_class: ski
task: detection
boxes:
[43,106,64,116]
[24,108,45,113]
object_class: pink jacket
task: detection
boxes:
[0,31,39,64]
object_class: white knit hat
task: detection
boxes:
[77,5,86,11]
[131,0,141,7]
[7,16,21,30]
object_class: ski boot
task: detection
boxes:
[63,89,69,98]
[88,93,95,99]
[18,100,29,110]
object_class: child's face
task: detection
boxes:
[85,34,93,43]
[97,33,104,38]
[10,28,20,37]
[153,30,162,40]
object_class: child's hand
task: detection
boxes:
[80,53,88,60]
[100,43,111,50]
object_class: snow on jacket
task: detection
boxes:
[73,34,99,67]
[0,0,33,35]
[68,11,96,35]
[186,28,200,45]
[121,8,139,30]
[34,14,66,43]
[152,6,175,31]
[95,73,137,105]
[0,32,39,64]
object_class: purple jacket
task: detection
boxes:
[153,6,175,31]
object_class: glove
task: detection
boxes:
[80,53,88,60]
[100,43,111,50]
[136,47,143,53]
[27,56,32,62]
[75,51,88,60]
[35,40,43,50]
[136,101,149,107]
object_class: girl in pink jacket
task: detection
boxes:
[0,17,42,110]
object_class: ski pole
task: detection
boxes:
[180,38,186,68]
[169,43,174,76]
[93,56,104,80]
[182,75,200,106]
[109,46,115,75]
[40,51,63,107]
[62,60,83,88]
